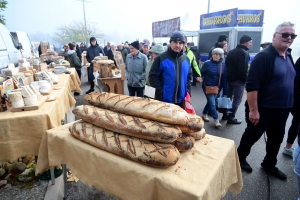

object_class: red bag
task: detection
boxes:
[184,92,196,114]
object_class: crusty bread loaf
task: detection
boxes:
[186,128,206,140]
[177,114,204,133]
[69,121,180,168]
[84,92,189,125]
[72,105,182,143]
[173,134,195,152]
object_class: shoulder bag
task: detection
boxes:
[204,62,222,95]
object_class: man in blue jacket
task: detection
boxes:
[237,22,297,180]
[149,31,192,107]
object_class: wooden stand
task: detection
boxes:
[98,77,124,94]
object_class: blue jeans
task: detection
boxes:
[293,144,300,200]
[202,93,218,120]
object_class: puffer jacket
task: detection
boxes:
[201,58,227,95]
[149,47,192,104]
[68,50,81,70]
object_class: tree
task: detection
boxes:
[0,0,7,25]
[52,20,104,45]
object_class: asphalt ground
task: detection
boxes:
[0,73,298,200]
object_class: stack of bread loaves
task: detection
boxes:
[69,92,206,168]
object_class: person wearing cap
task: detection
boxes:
[149,31,192,106]
[208,34,228,59]
[225,34,252,124]
[260,42,271,50]
[183,37,202,86]
[237,22,297,180]
[125,41,148,97]
[141,41,151,60]
[85,36,105,94]
[145,44,164,85]
[117,43,128,63]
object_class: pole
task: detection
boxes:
[82,0,88,45]
[207,0,210,13]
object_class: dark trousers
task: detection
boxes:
[237,102,290,168]
[127,86,144,97]
[227,80,245,119]
[287,106,300,144]
[76,69,81,80]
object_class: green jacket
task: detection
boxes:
[68,51,82,70]
[186,46,201,77]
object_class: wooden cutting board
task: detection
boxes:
[11,96,47,112]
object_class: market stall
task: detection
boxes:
[36,121,243,200]
[0,68,80,163]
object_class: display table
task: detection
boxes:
[36,121,243,200]
[0,72,77,162]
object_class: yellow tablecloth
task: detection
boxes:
[36,121,243,200]
[0,73,76,162]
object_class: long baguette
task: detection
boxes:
[69,121,180,168]
[177,114,204,133]
[72,105,182,143]
[84,92,189,125]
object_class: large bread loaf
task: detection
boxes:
[72,105,182,143]
[186,128,206,140]
[173,134,195,152]
[69,121,180,168]
[84,92,189,125]
[177,114,204,133]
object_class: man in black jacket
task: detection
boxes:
[208,34,228,59]
[225,35,252,124]
[237,22,297,180]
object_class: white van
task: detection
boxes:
[0,23,22,71]
[11,31,34,58]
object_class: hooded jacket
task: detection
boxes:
[86,37,105,80]
[149,47,192,104]
[225,44,250,83]
[68,50,81,70]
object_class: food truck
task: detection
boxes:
[197,8,264,63]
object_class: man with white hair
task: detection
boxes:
[237,22,297,180]
[103,41,111,55]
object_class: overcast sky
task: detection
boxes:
[3,0,300,58]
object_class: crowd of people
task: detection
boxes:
[60,21,300,198]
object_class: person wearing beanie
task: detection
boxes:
[149,31,192,106]
[145,44,164,86]
[125,41,148,97]
[208,34,228,59]
[225,34,252,124]
[85,36,105,94]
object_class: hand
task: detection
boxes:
[249,110,259,125]
[196,77,203,82]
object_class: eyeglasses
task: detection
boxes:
[276,32,297,39]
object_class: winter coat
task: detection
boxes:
[186,46,201,77]
[125,52,148,87]
[75,44,82,62]
[68,50,82,70]
[117,48,128,63]
[225,44,249,83]
[149,47,192,104]
[86,42,105,80]
[201,58,227,96]
[107,49,117,66]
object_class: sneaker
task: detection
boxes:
[282,147,294,157]
[202,114,210,122]
[239,160,252,172]
[227,118,242,124]
[85,88,95,94]
[261,163,287,180]
[215,119,222,127]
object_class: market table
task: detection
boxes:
[0,69,79,162]
[36,121,243,200]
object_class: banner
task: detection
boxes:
[237,10,264,27]
[200,8,238,30]
[152,17,180,37]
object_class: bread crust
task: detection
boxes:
[69,121,180,168]
[84,92,189,125]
